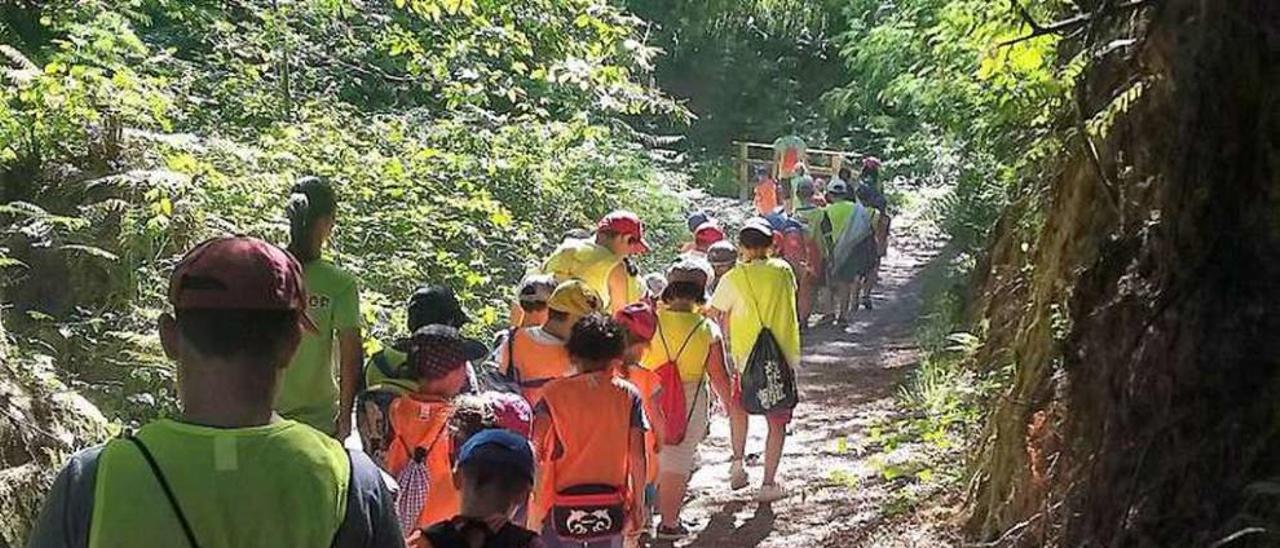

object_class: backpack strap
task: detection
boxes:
[504,327,520,384]
[126,436,201,548]
[739,267,769,327]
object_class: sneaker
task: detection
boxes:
[756,483,788,503]
[656,523,691,540]
[729,460,749,490]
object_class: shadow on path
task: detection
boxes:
[670,221,953,548]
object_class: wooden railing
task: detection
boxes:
[732,141,860,200]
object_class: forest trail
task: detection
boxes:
[666,194,952,547]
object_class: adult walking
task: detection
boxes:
[275,176,364,439]
[29,237,400,548]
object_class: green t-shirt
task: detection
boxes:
[708,258,802,370]
[275,259,361,434]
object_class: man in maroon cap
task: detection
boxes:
[30,236,401,548]
[542,210,650,313]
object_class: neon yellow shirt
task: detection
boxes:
[275,259,361,434]
[542,238,624,310]
[642,309,722,383]
[90,419,349,548]
[708,258,802,370]
[825,201,855,242]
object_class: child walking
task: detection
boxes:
[530,315,648,547]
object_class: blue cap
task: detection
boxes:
[457,429,535,482]
[686,211,710,233]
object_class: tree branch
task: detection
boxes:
[1009,0,1045,32]
[997,0,1155,48]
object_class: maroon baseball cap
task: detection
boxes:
[614,302,657,342]
[597,210,650,254]
[168,236,316,332]
[694,222,726,248]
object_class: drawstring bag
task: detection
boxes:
[653,318,707,445]
[738,272,799,415]
[395,447,429,538]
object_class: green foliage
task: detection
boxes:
[625,0,847,156]
[688,157,740,198]
[827,0,1076,251]
[1,1,686,426]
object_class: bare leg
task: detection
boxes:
[729,406,748,461]
[832,283,851,321]
[762,419,788,486]
[842,280,860,320]
[657,471,690,528]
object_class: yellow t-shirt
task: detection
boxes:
[708,258,801,370]
[542,238,624,309]
[642,309,722,383]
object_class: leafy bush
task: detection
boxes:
[688,157,740,198]
[1,1,687,427]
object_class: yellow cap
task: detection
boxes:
[547,279,602,319]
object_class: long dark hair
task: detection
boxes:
[286,176,337,263]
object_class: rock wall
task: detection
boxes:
[0,311,109,545]
[967,1,1280,545]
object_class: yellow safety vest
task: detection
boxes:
[89,419,349,548]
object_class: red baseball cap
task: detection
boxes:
[597,210,650,254]
[168,236,316,332]
[614,302,657,342]
[694,222,726,248]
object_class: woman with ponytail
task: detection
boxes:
[274,176,364,439]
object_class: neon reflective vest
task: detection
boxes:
[824,201,856,249]
[543,239,624,310]
[89,419,349,548]
[498,327,572,406]
[386,396,457,528]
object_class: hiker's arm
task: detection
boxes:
[336,327,363,440]
[627,426,647,534]
[706,341,737,414]
[528,407,553,530]
[333,281,363,441]
[29,447,101,548]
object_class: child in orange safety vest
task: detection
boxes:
[530,314,648,548]
[385,325,490,533]
[497,280,602,406]
[613,303,664,547]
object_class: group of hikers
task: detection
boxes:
[751,153,891,328]
[30,150,890,548]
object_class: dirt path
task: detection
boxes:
[663,195,948,547]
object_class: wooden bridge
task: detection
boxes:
[732,141,862,200]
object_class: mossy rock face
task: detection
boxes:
[0,350,110,546]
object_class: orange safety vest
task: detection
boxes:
[502,328,573,405]
[387,396,457,527]
[616,365,660,484]
[539,372,637,493]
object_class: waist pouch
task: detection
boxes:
[551,484,625,541]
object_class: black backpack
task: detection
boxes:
[737,272,799,415]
